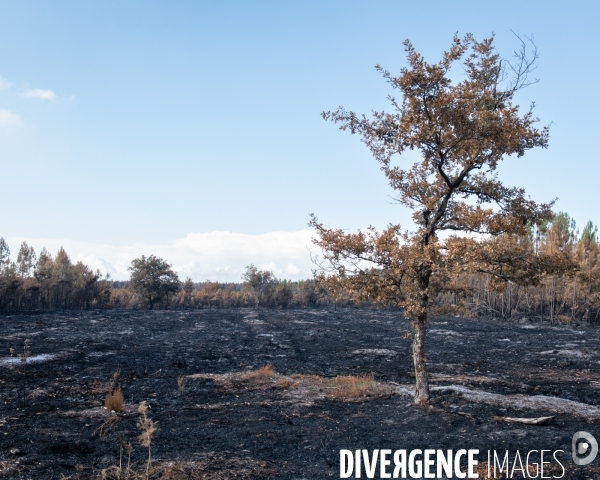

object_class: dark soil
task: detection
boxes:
[1,308,600,479]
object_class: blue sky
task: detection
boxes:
[1,1,598,280]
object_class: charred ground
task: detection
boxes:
[1,308,599,479]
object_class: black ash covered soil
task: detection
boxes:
[1,308,599,478]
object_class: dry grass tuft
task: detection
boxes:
[150,453,277,479]
[238,364,274,383]
[193,366,390,402]
[0,458,28,478]
[290,373,385,400]
[137,400,157,479]
[94,415,122,437]
[177,375,186,392]
[101,454,276,479]
[329,374,384,399]
[275,378,294,389]
[105,387,124,413]
[137,401,157,448]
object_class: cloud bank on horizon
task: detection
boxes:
[6,230,319,283]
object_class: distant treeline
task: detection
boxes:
[433,213,600,325]
[109,279,335,310]
[0,240,337,312]
[0,242,112,312]
[1,212,600,324]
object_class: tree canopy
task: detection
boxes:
[129,255,181,309]
[311,33,575,405]
[242,264,278,307]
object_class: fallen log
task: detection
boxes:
[393,384,600,420]
[491,415,555,425]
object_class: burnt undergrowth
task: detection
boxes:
[1,309,599,478]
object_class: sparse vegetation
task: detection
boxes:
[137,401,157,479]
[275,377,293,389]
[100,455,276,480]
[237,364,274,383]
[176,375,186,392]
[105,387,125,413]
[9,338,31,407]
[329,374,383,399]
[199,365,390,402]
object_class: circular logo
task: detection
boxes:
[572,431,598,466]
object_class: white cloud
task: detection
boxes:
[0,75,12,89]
[0,108,21,127]
[285,263,301,275]
[21,89,57,101]
[259,262,279,274]
[6,230,319,282]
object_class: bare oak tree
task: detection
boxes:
[311,34,572,405]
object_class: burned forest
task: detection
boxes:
[2,32,600,480]
[1,309,600,478]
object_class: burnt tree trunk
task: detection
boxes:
[412,269,431,405]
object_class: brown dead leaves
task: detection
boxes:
[313,33,571,324]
